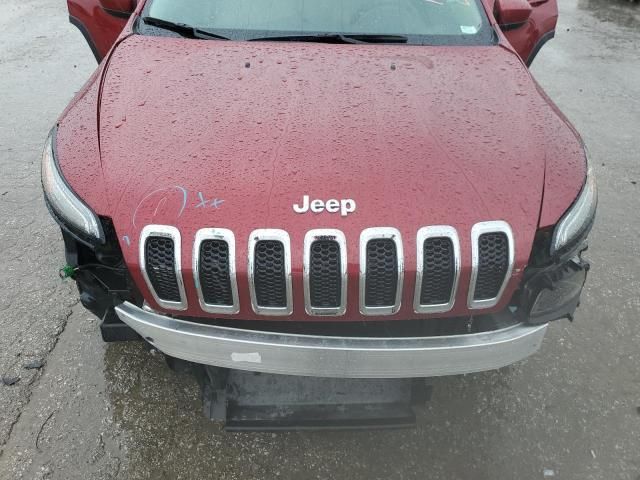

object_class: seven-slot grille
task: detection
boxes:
[141,223,513,315]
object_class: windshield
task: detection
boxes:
[143,0,494,45]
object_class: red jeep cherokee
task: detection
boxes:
[44,0,596,390]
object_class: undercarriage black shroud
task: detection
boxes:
[168,358,432,431]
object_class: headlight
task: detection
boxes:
[551,152,597,257]
[41,128,104,244]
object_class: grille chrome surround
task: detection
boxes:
[468,221,515,310]
[248,229,293,316]
[303,229,347,316]
[193,228,239,315]
[139,225,188,311]
[138,223,517,317]
[414,226,461,314]
[359,227,404,316]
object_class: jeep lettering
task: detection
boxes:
[293,195,357,217]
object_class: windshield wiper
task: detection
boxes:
[142,16,230,40]
[248,33,408,44]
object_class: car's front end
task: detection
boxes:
[42,19,596,378]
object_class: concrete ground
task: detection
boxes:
[0,0,638,478]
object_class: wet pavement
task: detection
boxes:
[1,0,639,478]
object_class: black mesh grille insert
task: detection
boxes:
[420,237,455,305]
[365,239,398,307]
[254,240,287,308]
[145,236,181,302]
[474,232,509,300]
[309,240,342,308]
[198,240,233,306]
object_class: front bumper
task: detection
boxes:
[115,302,548,378]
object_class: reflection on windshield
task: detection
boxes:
[146,0,489,42]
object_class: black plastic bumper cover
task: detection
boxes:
[518,257,589,325]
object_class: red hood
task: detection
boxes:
[73,36,561,320]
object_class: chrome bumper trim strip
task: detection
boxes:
[116,302,547,378]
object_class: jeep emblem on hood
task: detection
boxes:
[293,195,356,217]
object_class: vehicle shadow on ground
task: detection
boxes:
[104,342,530,480]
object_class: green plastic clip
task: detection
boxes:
[59,265,76,279]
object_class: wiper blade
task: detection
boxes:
[248,33,408,44]
[142,16,230,40]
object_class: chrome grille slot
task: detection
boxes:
[366,240,398,305]
[310,241,341,306]
[359,228,404,316]
[254,241,286,306]
[421,238,454,303]
[468,221,514,309]
[140,225,187,311]
[414,226,460,314]
[146,237,180,301]
[303,229,347,316]
[248,229,292,316]
[475,233,509,299]
[194,229,239,314]
[200,241,232,303]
